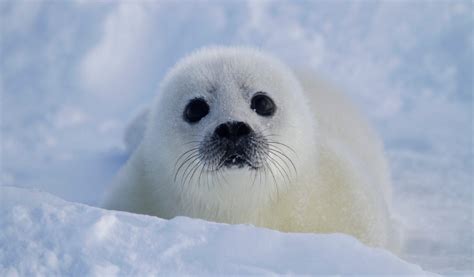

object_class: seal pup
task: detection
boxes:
[103,47,395,249]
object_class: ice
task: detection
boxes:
[0,186,428,275]
[1,0,472,274]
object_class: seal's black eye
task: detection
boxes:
[251,93,276,117]
[184,98,209,123]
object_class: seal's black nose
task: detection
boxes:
[215,121,252,141]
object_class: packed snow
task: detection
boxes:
[1,0,472,275]
[0,186,428,275]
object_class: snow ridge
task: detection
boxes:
[0,186,427,275]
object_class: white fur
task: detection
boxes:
[103,47,396,250]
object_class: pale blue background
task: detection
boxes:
[1,1,472,274]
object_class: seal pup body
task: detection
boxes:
[104,47,395,249]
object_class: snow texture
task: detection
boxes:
[0,186,428,275]
[1,0,472,275]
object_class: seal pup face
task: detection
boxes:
[183,92,276,170]
[145,47,316,209]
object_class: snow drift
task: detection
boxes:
[0,186,428,275]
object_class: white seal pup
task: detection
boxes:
[103,47,396,249]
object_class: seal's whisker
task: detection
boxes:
[250,167,258,187]
[216,169,224,187]
[182,140,202,146]
[267,141,297,154]
[211,167,219,189]
[183,158,203,188]
[174,151,200,182]
[189,160,203,188]
[174,147,200,169]
[264,160,280,199]
[268,146,297,177]
[179,155,200,185]
[267,152,291,186]
[209,163,219,190]
[268,148,297,179]
[175,158,194,192]
[220,168,230,186]
[197,160,207,188]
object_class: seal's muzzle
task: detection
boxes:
[213,121,254,168]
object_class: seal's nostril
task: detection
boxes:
[233,121,251,136]
[215,123,230,138]
[215,121,252,140]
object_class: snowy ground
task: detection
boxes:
[1,0,472,275]
[0,186,428,275]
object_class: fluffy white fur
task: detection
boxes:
[103,47,396,249]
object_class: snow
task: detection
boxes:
[1,0,472,275]
[0,186,428,275]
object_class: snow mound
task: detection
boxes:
[0,186,428,275]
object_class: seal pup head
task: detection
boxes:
[143,47,317,213]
